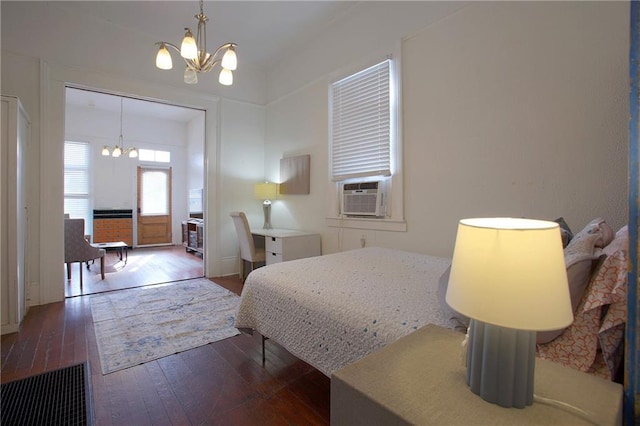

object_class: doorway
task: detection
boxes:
[137,166,173,246]
[64,87,206,297]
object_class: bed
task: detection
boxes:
[235,219,628,380]
[235,246,451,376]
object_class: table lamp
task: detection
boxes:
[446,218,573,408]
[254,182,278,229]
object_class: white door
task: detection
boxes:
[137,167,172,246]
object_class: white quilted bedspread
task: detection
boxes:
[235,246,452,376]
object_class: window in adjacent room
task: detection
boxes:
[328,56,403,229]
[139,148,170,163]
[63,141,91,224]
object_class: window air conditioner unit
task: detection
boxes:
[341,181,385,217]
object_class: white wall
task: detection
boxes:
[265,1,630,258]
[65,104,192,245]
[217,99,266,275]
[187,114,205,193]
[265,81,331,242]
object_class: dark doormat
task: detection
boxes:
[1,362,94,426]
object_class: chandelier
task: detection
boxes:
[154,0,238,86]
[101,98,138,158]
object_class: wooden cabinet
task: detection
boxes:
[182,219,204,255]
[93,210,133,246]
[1,95,31,335]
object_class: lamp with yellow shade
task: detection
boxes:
[254,182,278,229]
[446,217,573,409]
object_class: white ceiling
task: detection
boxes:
[11,2,467,119]
[56,1,361,121]
[52,1,360,72]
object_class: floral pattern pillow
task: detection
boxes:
[537,248,627,379]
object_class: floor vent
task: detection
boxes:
[1,362,94,426]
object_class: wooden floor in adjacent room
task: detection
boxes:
[2,275,331,425]
[65,245,205,297]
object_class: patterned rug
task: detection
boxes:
[91,278,240,374]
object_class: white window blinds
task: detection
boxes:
[64,141,90,223]
[331,59,391,181]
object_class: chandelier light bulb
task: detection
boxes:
[184,67,198,84]
[180,29,198,59]
[221,46,237,71]
[155,43,173,70]
[101,146,110,156]
[112,146,122,157]
[128,148,138,159]
[219,68,233,86]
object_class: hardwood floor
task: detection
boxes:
[65,245,204,297]
[2,276,331,425]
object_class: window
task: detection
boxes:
[64,141,90,223]
[139,148,170,163]
[326,55,405,231]
[139,168,170,215]
[330,59,392,181]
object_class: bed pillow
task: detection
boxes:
[554,217,573,248]
[603,225,628,256]
[437,265,470,333]
[536,218,612,344]
[573,217,614,249]
[537,247,628,379]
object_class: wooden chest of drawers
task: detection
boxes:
[93,209,133,246]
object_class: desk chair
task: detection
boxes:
[64,218,105,287]
[230,211,266,281]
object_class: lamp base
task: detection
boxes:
[466,319,535,408]
[262,201,272,229]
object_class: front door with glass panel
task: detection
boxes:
[137,166,172,246]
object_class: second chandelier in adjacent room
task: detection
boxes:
[101,97,138,158]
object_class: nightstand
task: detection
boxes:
[331,324,622,425]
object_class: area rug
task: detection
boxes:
[1,362,93,425]
[91,278,240,374]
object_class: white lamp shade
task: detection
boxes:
[218,68,233,86]
[184,67,198,84]
[221,46,237,70]
[112,146,122,157]
[180,30,198,59]
[128,148,138,158]
[254,182,278,200]
[101,146,110,156]
[446,217,573,331]
[155,44,173,70]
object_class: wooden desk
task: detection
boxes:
[251,228,321,265]
[331,324,622,425]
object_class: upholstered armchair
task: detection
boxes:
[64,218,105,286]
[230,211,265,281]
